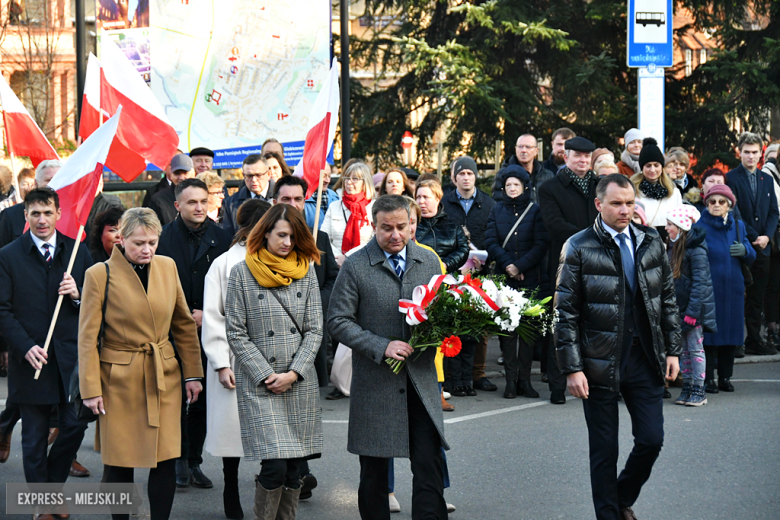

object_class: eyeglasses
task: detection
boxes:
[209,190,224,197]
[515,145,537,150]
[707,198,729,206]
[245,172,268,180]
[343,177,364,184]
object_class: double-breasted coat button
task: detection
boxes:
[399,388,405,394]
[290,327,296,334]
[269,356,276,363]
[259,294,264,300]
[268,330,274,337]
[297,292,302,298]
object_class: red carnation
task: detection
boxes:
[440,336,462,358]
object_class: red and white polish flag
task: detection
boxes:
[48,107,123,241]
[99,39,179,180]
[293,57,340,200]
[0,74,60,167]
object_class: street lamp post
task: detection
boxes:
[339,0,351,165]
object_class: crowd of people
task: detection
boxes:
[0,128,777,520]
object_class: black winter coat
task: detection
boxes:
[417,207,469,273]
[0,232,93,404]
[222,182,275,239]
[484,191,548,291]
[157,217,232,312]
[554,217,682,392]
[143,175,170,207]
[493,157,555,204]
[0,203,26,248]
[727,164,780,256]
[439,188,495,250]
[666,226,717,333]
[538,168,599,286]
[148,186,178,226]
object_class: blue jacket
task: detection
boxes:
[222,181,275,239]
[666,225,716,333]
[726,164,779,255]
[694,210,756,346]
[484,191,549,292]
[305,188,340,230]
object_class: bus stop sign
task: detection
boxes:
[627,0,673,68]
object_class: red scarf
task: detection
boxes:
[341,192,370,253]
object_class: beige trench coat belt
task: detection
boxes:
[103,340,168,428]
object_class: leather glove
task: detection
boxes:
[730,241,747,257]
[683,316,697,326]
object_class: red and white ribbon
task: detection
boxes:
[398,274,458,325]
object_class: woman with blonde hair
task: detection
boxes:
[226,204,323,519]
[320,160,376,266]
[664,147,698,197]
[632,138,683,238]
[79,208,203,520]
[196,171,226,223]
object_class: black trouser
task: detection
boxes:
[19,400,87,483]
[582,342,664,520]
[257,458,303,490]
[182,350,207,466]
[765,248,780,325]
[358,375,446,520]
[745,250,771,343]
[499,332,533,382]
[546,335,566,392]
[445,336,477,388]
[704,345,736,380]
[0,399,20,436]
[103,458,177,520]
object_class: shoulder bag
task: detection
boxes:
[69,263,110,423]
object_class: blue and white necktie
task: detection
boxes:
[390,254,403,280]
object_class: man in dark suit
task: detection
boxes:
[157,178,232,489]
[149,153,196,226]
[222,154,275,238]
[0,188,92,488]
[727,132,780,356]
[273,174,339,499]
[556,174,681,520]
[538,136,599,404]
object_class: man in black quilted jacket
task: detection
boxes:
[554,174,681,520]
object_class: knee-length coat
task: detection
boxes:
[225,262,323,461]
[78,247,203,468]
[694,210,756,346]
[201,243,246,458]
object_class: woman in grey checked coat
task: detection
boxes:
[226,204,323,520]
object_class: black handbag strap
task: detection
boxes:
[268,289,303,336]
[98,263,110,352]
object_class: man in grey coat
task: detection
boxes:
[328,195,449,520]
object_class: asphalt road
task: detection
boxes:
[1,359,779,519]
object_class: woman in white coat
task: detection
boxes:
[320,160,376,267]
[201,199,271,520]
[632,137,682,240]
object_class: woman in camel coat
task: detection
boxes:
[79,208,203,520]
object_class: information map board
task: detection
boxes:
[97,0,332,168]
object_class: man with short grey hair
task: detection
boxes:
[329,194,449,519]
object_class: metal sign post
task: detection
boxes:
[638,65,665,151]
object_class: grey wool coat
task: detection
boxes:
[328,238,449,458]
[225,262,323,461]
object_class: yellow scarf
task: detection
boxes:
[245,248,310,288]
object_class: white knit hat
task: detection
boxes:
[666,205,701,232]
[624,128,644,145]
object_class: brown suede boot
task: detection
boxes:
[275,486,301,520]
[253,480,283,520]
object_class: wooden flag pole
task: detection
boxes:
[312,168,328,243]
[34,224,85,380]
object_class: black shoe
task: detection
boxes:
[189,464,214,488]
[769,330,780,348]
[518,380,540,398]
[734,345,746,358]
[745,341,778,356]
[550,390,566,404]
[503,381,518,399]
[497,356,505,366]
[663,388,672,399]
[473,377,497,391]
[299,473,318,500]
[175,459,190,488]
[541,373,549,383]
[326,388,347,400]
[465,386,477,396]
[452,386,468,397]
[704,379,720,394]
[718,378,735,392]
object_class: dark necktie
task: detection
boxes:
[390,254,403,280]
[616,233,635,294]
[42,243,52,265]
[749,172,757,195]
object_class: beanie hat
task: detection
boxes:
[624,128,644,146]
[633,201,648,226]
[452,156,478,178]
[591,148,615,169]
[638,137,665,169]
[500,165,530,189]
[666,205,701,232]
[703,184,736,207]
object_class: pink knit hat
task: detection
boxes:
[666,205,701,231]
[633,202,648,226]
[703,184,736,207]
